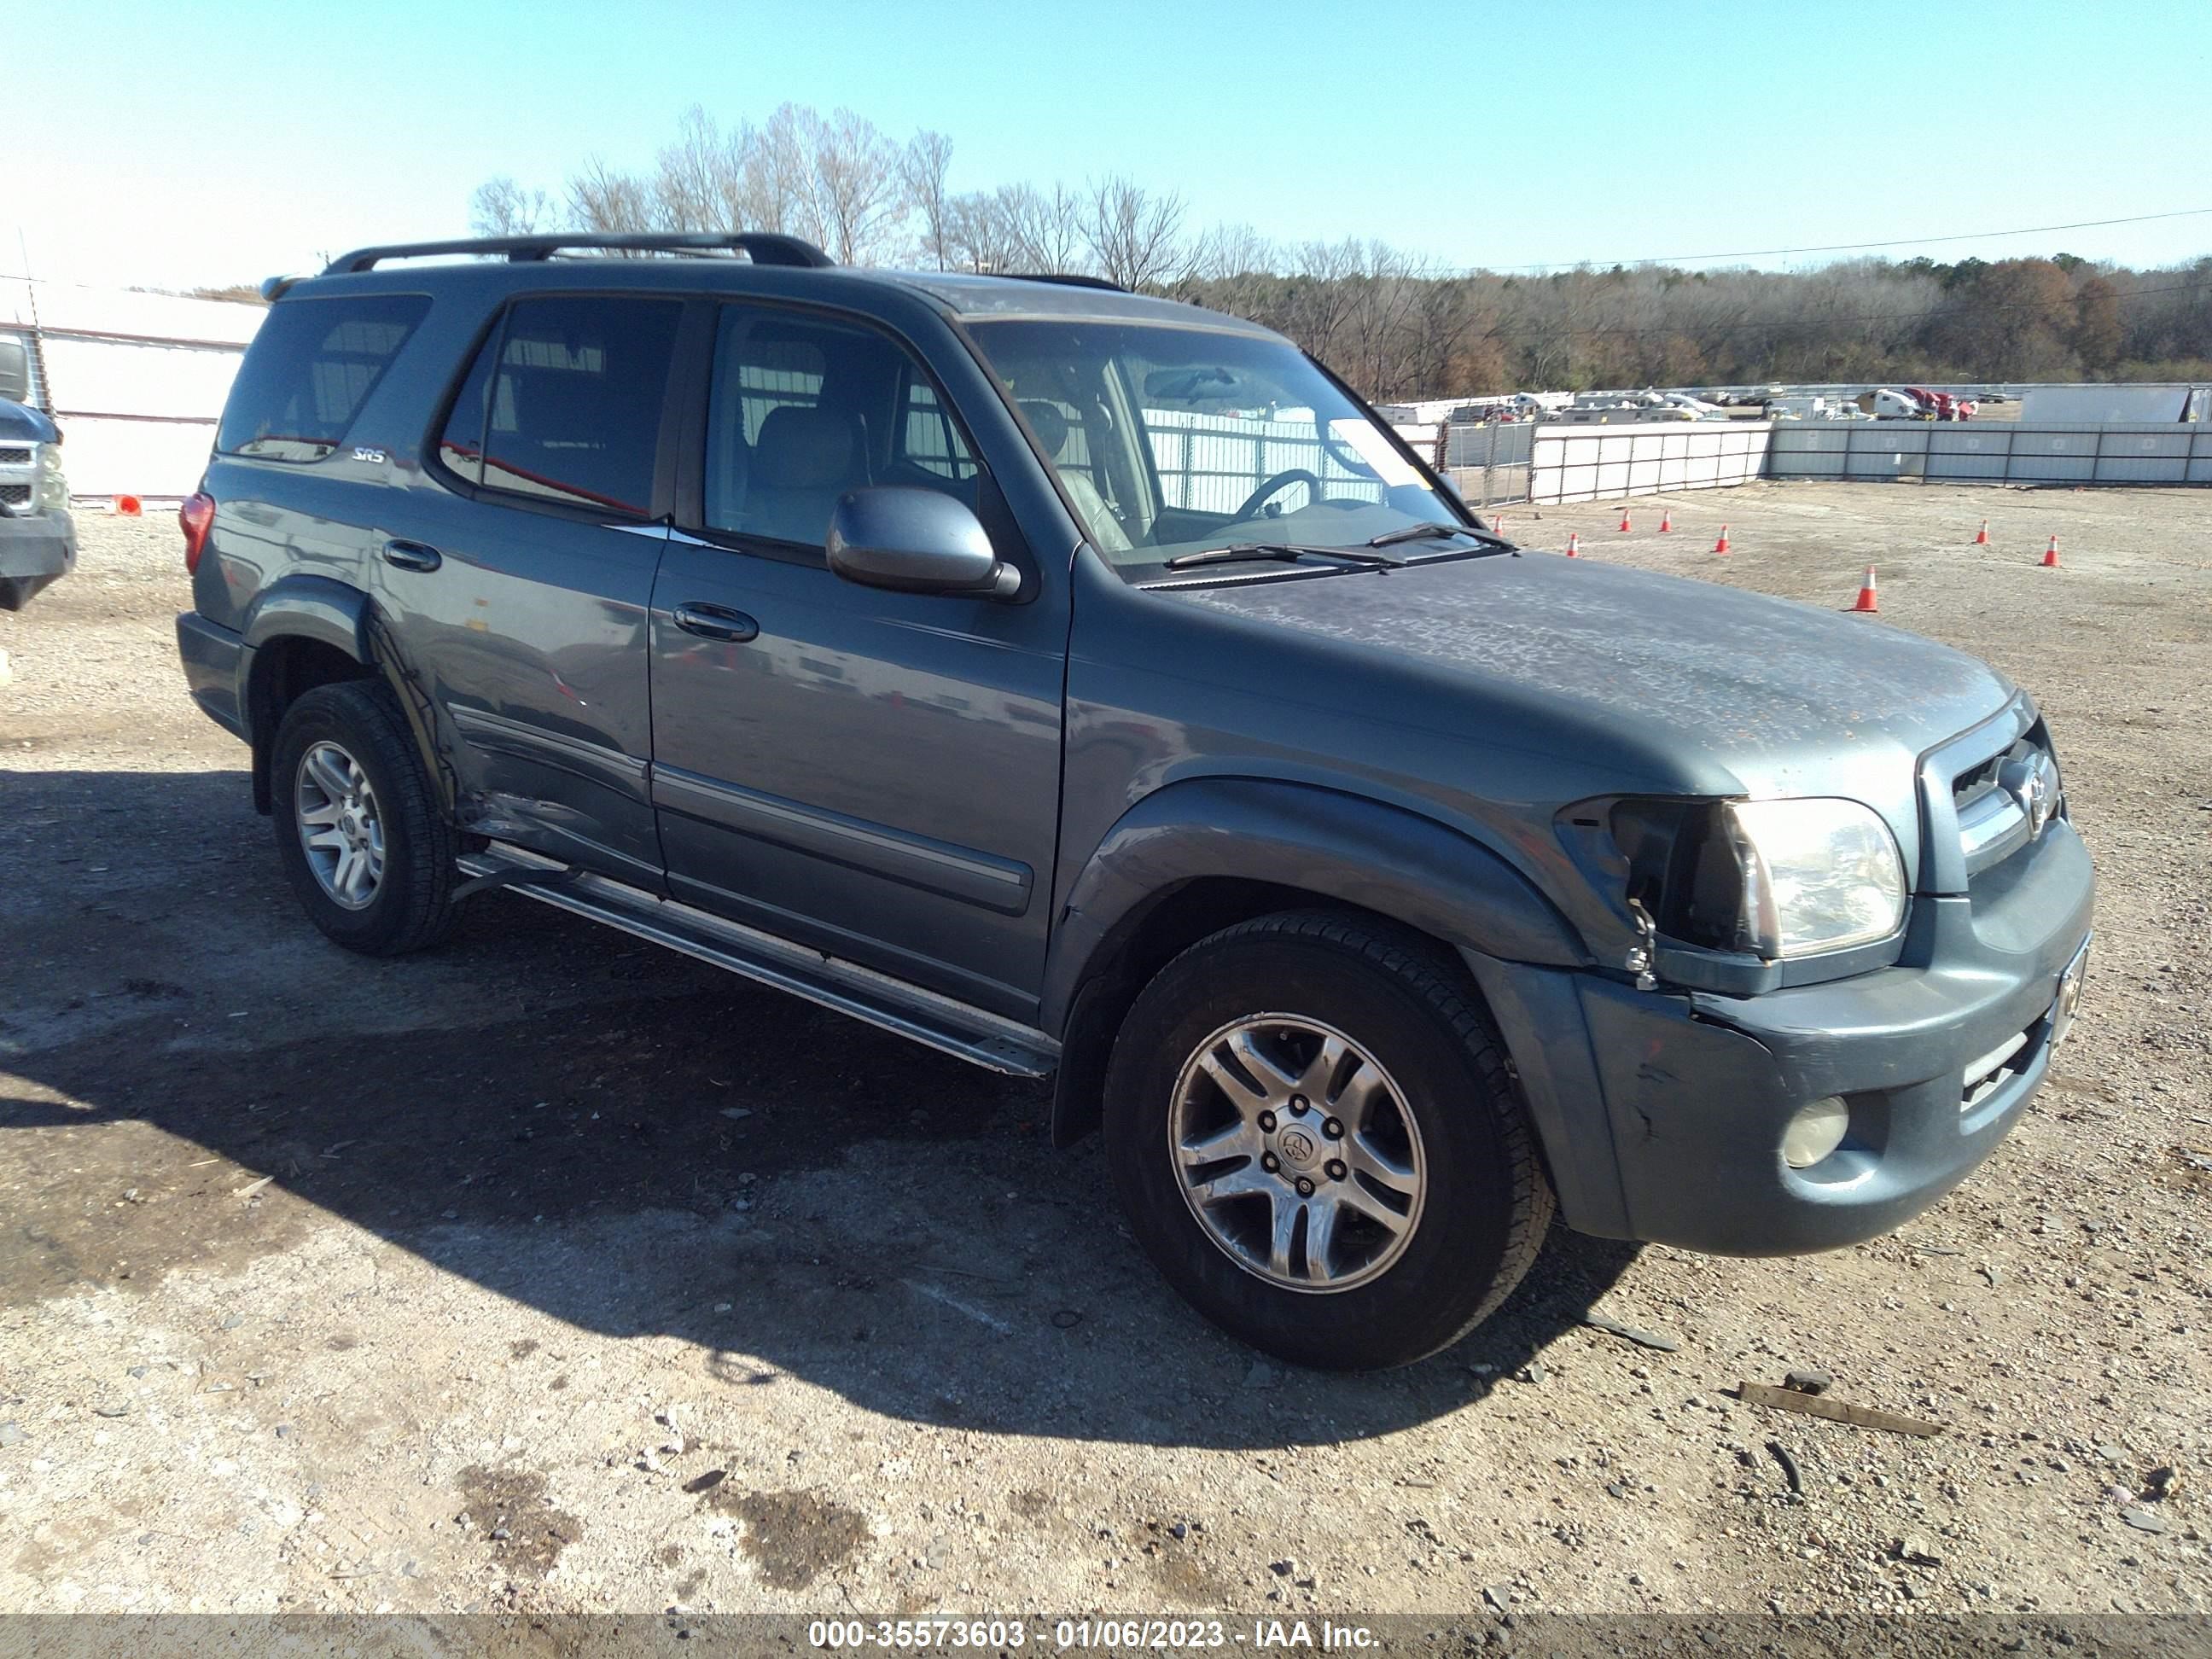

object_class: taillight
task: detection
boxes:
[180,492,215,573]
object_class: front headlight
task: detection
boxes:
[36,445,67,511]
[1725,798,1906,958]
[1610,795,1906,962]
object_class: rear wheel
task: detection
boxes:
[1104,911,1552,1370]
[271,679,459,956]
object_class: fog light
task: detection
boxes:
[1781,1097,1851,1169]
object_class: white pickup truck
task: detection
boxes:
[0,389,76,610]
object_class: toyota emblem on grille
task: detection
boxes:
[2000,752,2057,837]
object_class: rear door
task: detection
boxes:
[645,301,1066,1020]
[381,294,684,884]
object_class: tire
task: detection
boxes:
[1103,911,1552,1370]
[271,678,459,957]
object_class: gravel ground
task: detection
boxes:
[0,486,2206,1626]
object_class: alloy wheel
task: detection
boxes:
[294,740,385,911]
[1169,1014,1427,1292]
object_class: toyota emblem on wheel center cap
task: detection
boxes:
[1278,1128,1318,1167]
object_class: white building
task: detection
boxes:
[0,277,264,502]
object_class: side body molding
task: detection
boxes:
[1042,777,1591,1033]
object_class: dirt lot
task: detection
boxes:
[2,484,2207,1624]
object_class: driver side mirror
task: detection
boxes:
[825,487,1021,600]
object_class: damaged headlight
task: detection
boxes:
[1610,796,1906,961]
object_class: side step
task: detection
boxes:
[456,845,1060,1077]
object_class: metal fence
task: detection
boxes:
[1767,421,2212,486]
[1524,421,1772,504]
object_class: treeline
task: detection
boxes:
[471,104,2212,399]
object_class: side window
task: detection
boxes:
[217,294,430,462]
[896,373,978,483]
[703,306,982,550]
[441,296,682,517]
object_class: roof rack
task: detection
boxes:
[1004,272,1129,294]
[317,233,836,276]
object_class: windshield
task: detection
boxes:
[964,320,1470,579]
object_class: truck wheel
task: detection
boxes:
[271,679,459,957]
[1103,911,1552,1370]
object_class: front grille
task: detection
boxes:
[1953,732,2056,878]
[0,483,31,508]
[0,446,30,466]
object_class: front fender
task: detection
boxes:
[1041,777,1591,1033]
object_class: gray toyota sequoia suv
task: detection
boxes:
[175,234,2094,1369]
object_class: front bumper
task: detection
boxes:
[0,509,77,610]
[1476,817,2095,1255]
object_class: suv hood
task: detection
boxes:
[1169,551,2015,797]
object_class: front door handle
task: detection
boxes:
[672,602,760,643]
[383,538,442,573]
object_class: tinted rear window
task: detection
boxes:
[217,294,429,462]
[439,296,682,517]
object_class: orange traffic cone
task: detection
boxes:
[2040,535,2060,568]
[1658,509,1673,533]
[114,494,143,516]
[1974,518,1989,545]
[1851,566,1880,613]
[1563,533,1580,558]
[1713,524,1731,554]
[1493,515,1505,534]
[1618,508,1633,532]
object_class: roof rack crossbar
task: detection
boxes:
[1004,272,1129,294]
[320,233,835,276]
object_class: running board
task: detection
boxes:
[457,845,1059,1077]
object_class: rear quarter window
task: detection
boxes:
[437,296,682,518]
[216,294,430,462]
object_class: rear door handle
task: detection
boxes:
[672,602,759,643]
[383,538,442,573]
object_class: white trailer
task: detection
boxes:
[2017,384,2208,423]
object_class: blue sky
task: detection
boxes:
[20,0,2212,288]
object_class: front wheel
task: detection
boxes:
[1104,911,1552,1370]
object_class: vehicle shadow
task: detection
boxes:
[0,767,1643,1448]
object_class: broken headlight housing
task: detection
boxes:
[1610,796,1906,961]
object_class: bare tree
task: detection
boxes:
[469,176,552,237]
[1083,176,1186,289]
[901,130,956,270]
[945,190,1018,273]
[803,108,906,265]
[565,157,654,235]
[1283,237,1365,360]
[1003,183,1087,274]
[750,103,818,237]
[653,105,752,232]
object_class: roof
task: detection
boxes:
[878,271,1271,333]
[286,234,1269,335]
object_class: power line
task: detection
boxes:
[1485,207,2212,275]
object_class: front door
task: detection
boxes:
[383,294,684,884]
[646,302,1065,1020]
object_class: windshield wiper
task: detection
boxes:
[1162,541,1406,571]
[1367,521,1510,550]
